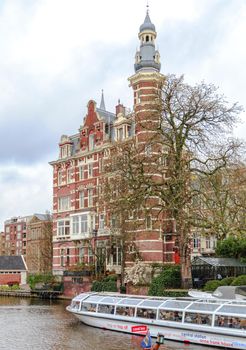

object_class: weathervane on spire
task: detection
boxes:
[146,1,149,13]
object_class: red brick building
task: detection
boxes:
[50,11,177,276]
[3,216,31,258]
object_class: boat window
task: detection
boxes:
[140,300,163,308]
[71,300,80,310]
[158,310,182,322]
[119,298,144,306]
[187,302,220,312]
[215,315,246,329]
[184,312,212,326]
[81,302,97,312]
[98,304,115,314]
[162,300,191,309]
[116,306,135,317]
[219,305,246,315]
[136,308,156,319]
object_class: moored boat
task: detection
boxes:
[188,286,246,300]
[67,292,246,349]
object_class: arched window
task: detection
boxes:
[146,35,149,42]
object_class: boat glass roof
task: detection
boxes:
[74,294,89,301]
[98,297,123,304]
[187,302,221,312]
[160,300,191,310]
[140,300,164,308]
[83,295,105,303]
[218,304,246,315]
[118,298,144,306]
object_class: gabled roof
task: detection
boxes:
[192,257,246,267]
[0,256,27,271]
[96,107,115,123]
[33,213,50,221]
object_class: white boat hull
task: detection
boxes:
[68,309,246,349]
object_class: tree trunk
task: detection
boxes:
[179,222,193,289]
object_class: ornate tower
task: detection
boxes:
[129,9,165,144]
[128,10,170,265]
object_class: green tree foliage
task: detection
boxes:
[216,236,246,262]
[27,273,57,290]
[148,265,181,296]
[91,275,118,292]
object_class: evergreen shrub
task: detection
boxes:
[203,280,221,291]
[91,278,117,292]
[219,277,235,286]
[231,275,246,286]
[148,265,181,296]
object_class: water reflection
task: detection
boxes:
[0,297,214,350]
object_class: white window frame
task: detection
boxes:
[67,168,73,183]
[145,144,152,156]
[79,165,84,180]
[99,214,105,230]
[146,215,152,230]
[79,191,85,208]
[58,170,63,186]
[88,163,93,178]
[58,196,71,212]
[88,188,93,207]
[118,128,123,141]
[57,219,70,236]
[71,213,89,237]
[89,134,94,150]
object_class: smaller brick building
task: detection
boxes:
[0,255,27,286]
[2,214,53,275]
[26,214,53,274]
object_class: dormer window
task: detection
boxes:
[61,147,67,158]
[89,134,94,151]
[118,128,123,141]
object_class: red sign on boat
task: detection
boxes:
[131,325,148,333]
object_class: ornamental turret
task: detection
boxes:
[134,9,161,72]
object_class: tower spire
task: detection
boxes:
[99,89,106,110]
[134,9,161,73]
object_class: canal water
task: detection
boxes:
[0,297,214,350]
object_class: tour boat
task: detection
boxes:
[67,292,246,349]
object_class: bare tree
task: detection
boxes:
[105,75,243,288]
[101,151,143,285]
[194,166,246,239]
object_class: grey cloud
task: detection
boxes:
[158,0,243,75]
[0,41,135,165]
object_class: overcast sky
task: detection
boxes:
[0,0,245,230]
